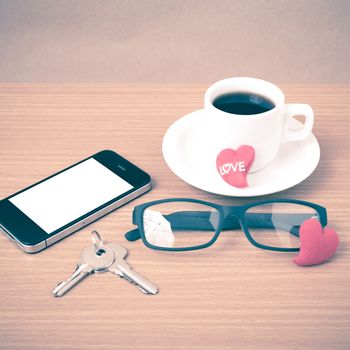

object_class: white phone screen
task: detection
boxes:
[9,158,133,234]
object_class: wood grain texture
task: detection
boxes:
[0,84,349,350]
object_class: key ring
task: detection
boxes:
[91,230,103,253]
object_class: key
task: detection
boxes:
[53,244,115,297]
[107,243,159,295]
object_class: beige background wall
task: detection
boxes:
[0,0,349,82]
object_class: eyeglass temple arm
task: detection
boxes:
[125,211,311,242]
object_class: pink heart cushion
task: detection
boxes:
[216,146,255,188]
[293,218,339,266]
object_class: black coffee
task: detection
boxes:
[213,92,275,115]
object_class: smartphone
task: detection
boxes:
[0,150,151,253]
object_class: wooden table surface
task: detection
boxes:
[0,84,349,350]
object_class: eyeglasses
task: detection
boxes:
[125,198,327,252]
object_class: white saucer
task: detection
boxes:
[162,109,320,197]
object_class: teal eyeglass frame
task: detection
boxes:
[125,198,327,252]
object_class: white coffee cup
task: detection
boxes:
[203,77,314,172]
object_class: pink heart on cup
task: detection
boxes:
[293,218,339,266]
[216,146,255,188]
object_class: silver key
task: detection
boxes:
[107,243,159,295]
[53,244,115,297]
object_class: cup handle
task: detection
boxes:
[282,103,314,143]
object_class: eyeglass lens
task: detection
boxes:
[244,202,319,249]
[142,201,220,248]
